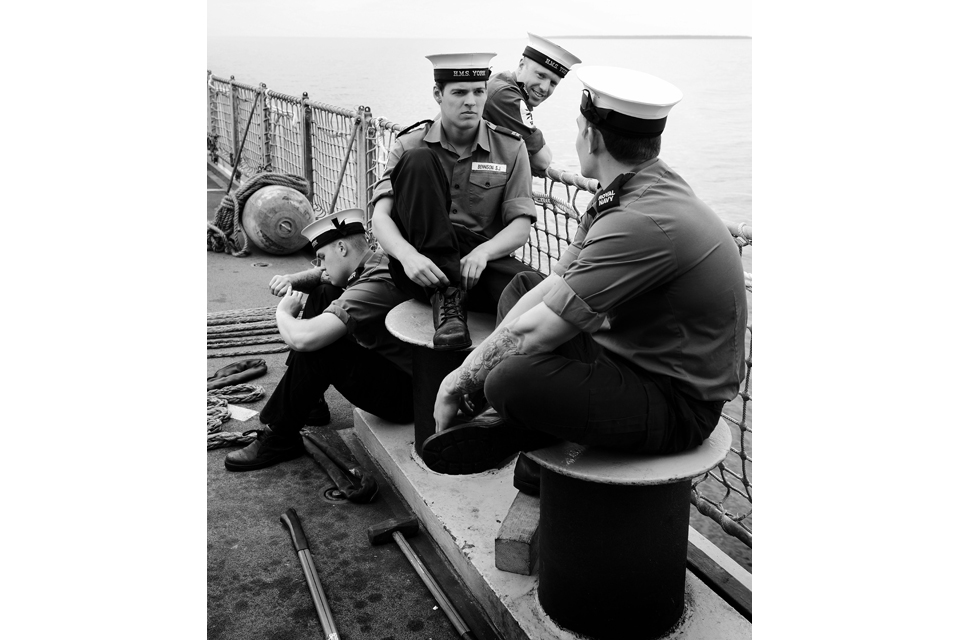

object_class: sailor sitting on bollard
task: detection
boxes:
[370,52,542,353]
[425,66,748,494]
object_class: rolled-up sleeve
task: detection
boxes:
[542,277,607,333]
[322,279,405,335]
[546,212,677,330]
[500,146,537,225]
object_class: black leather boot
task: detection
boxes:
[431,286,470,351]
[224,427,305,471]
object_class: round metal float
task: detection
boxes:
[241,185,314,255]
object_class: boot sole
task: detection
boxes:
[421,423,526,475]
[432,340,472,351]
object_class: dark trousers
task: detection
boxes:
[259,283,414,435]
[387,147,539,313]
[485,272,723,454]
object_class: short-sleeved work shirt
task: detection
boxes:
[371,116,536,240]
[542,158,748,402]
[483,70,546,155]
[292,249,413,375]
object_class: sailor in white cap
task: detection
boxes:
[484,33,582,176]
[225,209,415,472]
[424,67,748,488]
[371,52,542,352]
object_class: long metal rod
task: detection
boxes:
[225,92,262,196]
[328,116,362,213]
[391,531,474,640]
[281,508,340,640]
[298,551,339,640]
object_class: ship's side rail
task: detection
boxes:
[207,70,752,555]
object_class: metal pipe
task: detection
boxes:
[225,91,261,196]
[280,508,340,640]
[328,115,362,213]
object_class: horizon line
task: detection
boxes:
[547,35,751,39]
[209,34,752,40]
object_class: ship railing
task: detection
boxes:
[208,70,752,555]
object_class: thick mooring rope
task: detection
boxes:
[207,335,286,349]
[207,307,289,359]
[207,384,266,450]
[207,172,310,256]
[208,345,290,359]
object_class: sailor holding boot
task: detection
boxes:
[371,52,542,352]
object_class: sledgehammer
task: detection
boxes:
[367,516,476,640]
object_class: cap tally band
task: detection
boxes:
[580,90,666,138]
[433,68,491,82]
[309,220,366,251]
[522,46,570,77]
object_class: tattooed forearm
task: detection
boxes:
[452,324,525,394]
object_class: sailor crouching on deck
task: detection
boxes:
[224,210,413,472]
[424,67,748,493]
[370,52,542,352]
[483,33,581,177]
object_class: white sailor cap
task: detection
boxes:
[523,33,581,78]
[426,53,496,82]
[301,208,366,251]
[577,65,683,138]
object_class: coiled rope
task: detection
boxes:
[207,172,311,256]
[207,384,266,449]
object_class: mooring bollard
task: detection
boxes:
[385,299,494,455]
[526,419,732,639]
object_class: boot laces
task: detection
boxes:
[439,288,465,323]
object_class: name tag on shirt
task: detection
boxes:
[472,162,507,172]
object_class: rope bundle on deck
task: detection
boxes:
[207,384,266,449]
[207,172,310,256]
[207,306,290,359]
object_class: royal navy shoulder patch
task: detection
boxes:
[594,172,636,213]
[397,119,433,138]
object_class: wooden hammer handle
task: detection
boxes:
[392,531,475,640]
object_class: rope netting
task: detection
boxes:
[264,90,305,178]
[207,76,234,164]
[207,72,754,550]
[308,102,362,216]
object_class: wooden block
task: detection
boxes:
[495,491,540,575]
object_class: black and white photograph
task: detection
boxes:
[204,2,751,638]
[10,1,959,639]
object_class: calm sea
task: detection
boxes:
[207,36,751,238]
[208,36,753,567]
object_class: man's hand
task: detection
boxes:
[459,247,490,290]
[269,274,294,297]
[433,370,462,433]
[401,250,450,289]
[277,287,306,317]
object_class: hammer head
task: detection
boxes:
[367,515,419,545]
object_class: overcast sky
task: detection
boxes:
[208,0,752,39]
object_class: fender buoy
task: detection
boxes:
[241,185,314,255]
